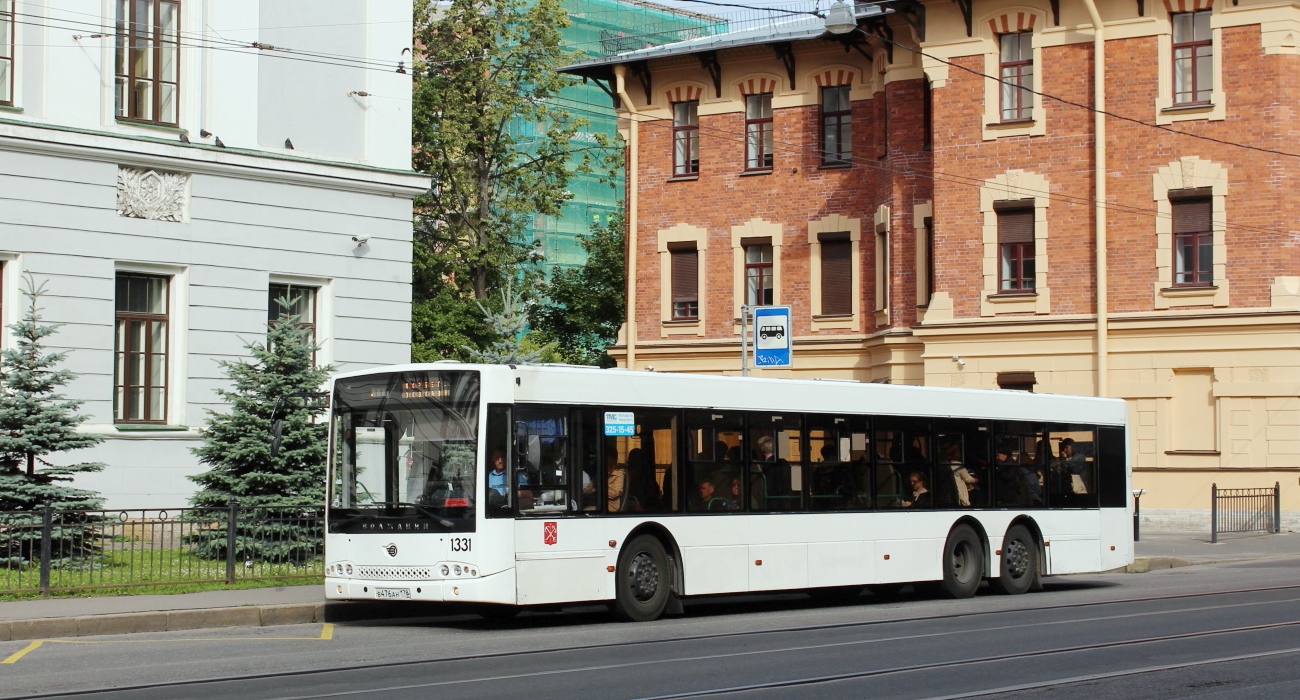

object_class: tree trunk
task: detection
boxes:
[26,452,34,477]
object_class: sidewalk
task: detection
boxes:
[3,529,1297,642]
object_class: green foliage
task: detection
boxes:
[0,274,104,566]
[533,211,627,367]
[187,298,331,561]
[464,280,553,364]
[410,0,618,360]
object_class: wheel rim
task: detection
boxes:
[628,552,660,602]
[1004,538,1030,580]
[951,541,977,585]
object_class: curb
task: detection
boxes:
[0,600,472,642]
[1124,556,1199,573]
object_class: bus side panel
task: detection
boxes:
[1099,507,1135,571]
[1037,511,1101,575]
[516,555,608,604]
[873,537,942,584]
[808,540,874,587]
[749,543,809,591]
[681,545,750,595]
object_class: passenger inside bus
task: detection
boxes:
[905,471,931,508]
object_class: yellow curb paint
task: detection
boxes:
[2,641,43,665]
[0,626,336,664]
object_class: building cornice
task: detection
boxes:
[0,118,429,197]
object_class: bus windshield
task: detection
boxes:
[329,370,480,532]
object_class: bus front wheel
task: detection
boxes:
[940,526,983,599]
[613,535,671,622]
[994,524,1039,595]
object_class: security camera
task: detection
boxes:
[351,236,369,246]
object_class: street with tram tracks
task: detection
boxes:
[3,546,1299,700]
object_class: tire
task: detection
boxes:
[612,535,671,622]
[993,524,1039,595]
[939,525,983,599]
[807,586,863,605]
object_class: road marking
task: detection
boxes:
[2,641,43,665]
[0,624,334,664]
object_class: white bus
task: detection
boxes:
[324,363,1132,621]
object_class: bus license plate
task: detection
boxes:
[376,587,411,600]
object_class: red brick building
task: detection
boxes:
[563,0,1300,525]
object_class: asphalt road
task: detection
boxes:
[4,557,1300,700]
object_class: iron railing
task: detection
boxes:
[1211,482,1281,543]
[0,502,324,596]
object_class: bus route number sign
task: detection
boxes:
[604,411,635,437]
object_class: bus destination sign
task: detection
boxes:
[604,411,635,436]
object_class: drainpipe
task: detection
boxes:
[1081,0,1108,397]
[614,64,638,369]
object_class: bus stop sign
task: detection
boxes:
[752,305,792,368]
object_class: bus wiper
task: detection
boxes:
[392,502,456,529]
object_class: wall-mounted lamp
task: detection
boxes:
[951,355,966,368]
[347,91,371,98]
[351,236,369,248]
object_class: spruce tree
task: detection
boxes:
[187,297,331,562]
[0,274,105,567]
[464,281,555,364]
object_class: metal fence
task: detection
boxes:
[1211,482,1281,543]
[0,503,324,596]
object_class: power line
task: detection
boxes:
[543,92,1289,239]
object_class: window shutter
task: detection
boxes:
[671,248,698,303]
[996,205,1035,244]
[1171,192,1212,234]
[821,239,852,315]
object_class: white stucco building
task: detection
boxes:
[0,1,425,507]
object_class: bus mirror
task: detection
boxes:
[270,419,284,458]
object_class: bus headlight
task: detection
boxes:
[441,565,450,576]
[345,564,353,575]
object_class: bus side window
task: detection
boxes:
[484,404,512,518]
[1097,426,1127,508]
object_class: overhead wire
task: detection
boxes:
[542,91,1287,239]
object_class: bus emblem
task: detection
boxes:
[385,543,398,557]
[543,522,558,546]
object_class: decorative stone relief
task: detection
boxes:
[117,167,189,222]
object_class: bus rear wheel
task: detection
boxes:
[994,524,1039,595]
[940,525,983,599]
[613,535,671,622]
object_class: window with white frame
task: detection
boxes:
[114,273,170,423]
[744,93,773,170]
[1172,10,1212,106]
[743,241,773,306]
[999,32,1034,121]
[115,0,180,126]
[672,100,699,176]
[820,86,851,165]
[0,0,13,106]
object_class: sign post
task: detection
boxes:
[751,305,792,369]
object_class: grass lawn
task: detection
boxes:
[1,546,322,600]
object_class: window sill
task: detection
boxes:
[666,174,699,182]
[991,118,1035,128]
[115,424,191,432]
[1164,450,1221,456]
[987,292,1038,301]
[1160,285,1217,296]
[812,313,853,320]
[1163,102,1214,114]
[818,162,852,170]
[0,104,23,113]
[114,119,186,135]
[740,169,773,177]
[663,319,699,325]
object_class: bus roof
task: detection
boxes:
[331,362,1128,426]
